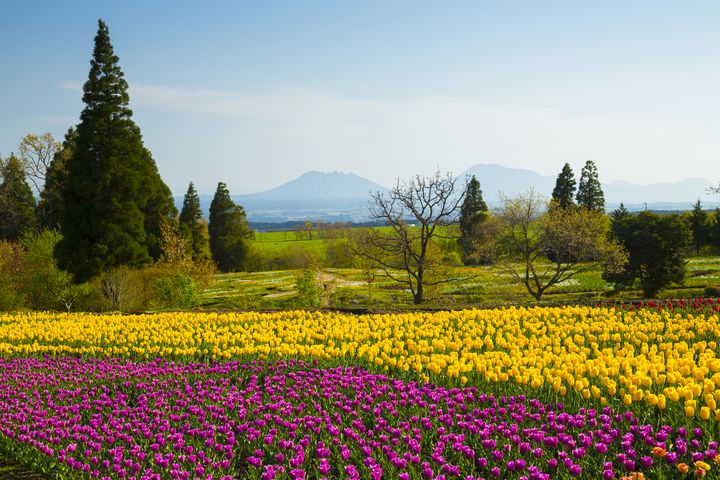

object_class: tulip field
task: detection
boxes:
[0,301,718,478]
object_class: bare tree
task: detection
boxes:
[100,266,145,312]
[354,170,466,304]
[474,189,627,301]
[18,133,60,194]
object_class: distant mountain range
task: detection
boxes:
[177,165,719,222]
[460,164,718,206]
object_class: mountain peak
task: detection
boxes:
[240,170,387,201]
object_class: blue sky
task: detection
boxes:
[2,1,720,195]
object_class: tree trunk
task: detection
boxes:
[413,283,423,304]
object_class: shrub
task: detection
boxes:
[247,246,320,272]
[154,273,199,310]
[704,286,720,298]
[0,241,24,310]
[295,268,319,308]
[99,266,147,312]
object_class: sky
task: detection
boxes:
[1,1,720,195]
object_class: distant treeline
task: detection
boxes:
[250,220,388,233]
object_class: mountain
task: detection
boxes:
[174,166,719,222]
[460,164,717,209]
[603,177,714,204]
[238,170,386,201]
[459,164,555,201]
[177,171,387,222]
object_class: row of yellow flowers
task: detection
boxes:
[1,307,719,422]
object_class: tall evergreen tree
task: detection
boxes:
[576,160,605,212]
[0,154,37,240]
[611,202,629,222]
[551,163,576,209]
[208,182,253,272]
[56,19,176,281]
[179,182,209,260]
[689,199,709,256]
[458,176,488,264]
[37,127,76,229]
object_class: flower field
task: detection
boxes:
[0,304,717,478]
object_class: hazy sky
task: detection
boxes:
[2,1,720,195]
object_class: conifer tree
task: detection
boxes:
[179,182,209,260]
[56,19,176,281]
[576,160,605,212]
[689,199,709,256]
[551,163,576,209]
[458,176,488,264]
[611,202,629,222]
[0,154,37,240]
[208,182,253,272]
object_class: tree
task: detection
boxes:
[354,170,465,304]
[551,163,577,210]
[208,182,253,272]
[604,211,691,298]
[56,19,176,281]
[0,154,37,240]
[179,182,210,260]
[37,128,76,229]
[20,230,91,312]
[688,199,710,256]
[611,202,629,222]
[475,190,626,301]
[18,132,60,194]
[458,175,488,264]
[576,160,605,212]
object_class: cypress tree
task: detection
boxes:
[56,19,176,281]
[458,176,488,264]
[689,199,709,256]
[0,154,37,240]
[179,182,209,260]
[208,182,253,272]
[576,160,605,212]
[551,163,576,209]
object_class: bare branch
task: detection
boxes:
[354,170,464,304]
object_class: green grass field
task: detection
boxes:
[200,255,720,311]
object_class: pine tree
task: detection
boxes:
[179,182,209,260]
[56,19,176,281]
[611,202,629,222]
[576,160,605,212]
[208,182,253,272]
[551,163,576,209]
[689,199,709,256]
[0,154,37,240]
[458,176,488,264]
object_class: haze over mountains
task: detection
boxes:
[180,165,719,222]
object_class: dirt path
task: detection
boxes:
[262,271,365,299]
[316,271,365,287]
